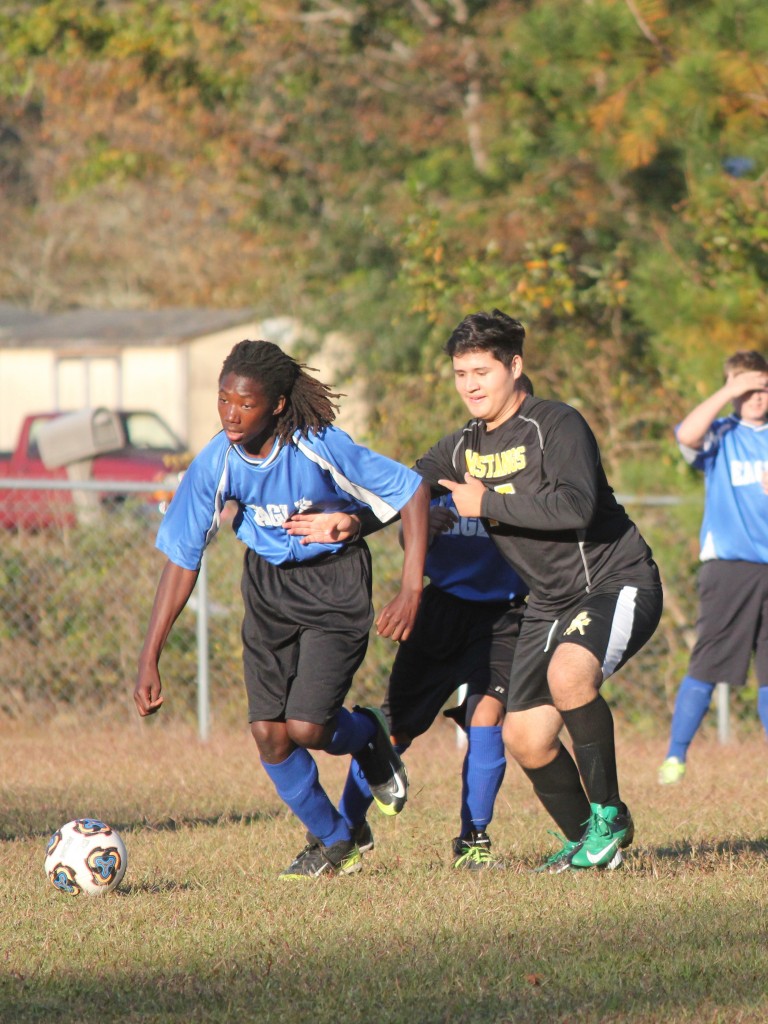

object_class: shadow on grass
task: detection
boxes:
[3,904,768,1024]
[117,879,205,895]
[622,836,768,877]
[651,836,768,858]
[0,809,279,843]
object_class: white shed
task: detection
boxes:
[0,306,367,455]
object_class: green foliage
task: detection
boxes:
[0,1,117,61]
[60,137,159,193]
[1,0,767,483]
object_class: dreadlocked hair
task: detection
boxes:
[220,339,341,443]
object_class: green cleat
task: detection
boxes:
[532,832,583,874]
[569,803,634,870]
[658,757,686,785]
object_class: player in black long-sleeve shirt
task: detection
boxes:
[415,309,662,872]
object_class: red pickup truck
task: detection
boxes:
[0,410,188,530]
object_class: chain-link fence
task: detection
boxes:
[0,483,409,729]
[0,480,759,736]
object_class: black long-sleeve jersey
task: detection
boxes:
[414,395,661,615]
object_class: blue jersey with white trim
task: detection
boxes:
[677,415,768,563]
[425,495,528,602]
[158,426,422,569]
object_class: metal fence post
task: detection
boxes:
[196,551,210,742]
[716,682,730,745]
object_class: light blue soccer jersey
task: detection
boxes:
[158,427,422,569]
[677,415,768,563]
[424,495,528,602]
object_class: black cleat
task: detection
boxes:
[353,705,408,816]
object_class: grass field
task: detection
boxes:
[2,715,767,1024]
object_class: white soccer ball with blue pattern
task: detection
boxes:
[44,818,127,896]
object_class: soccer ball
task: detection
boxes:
[44,818,127,896]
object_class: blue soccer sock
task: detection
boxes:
[324,707,376,756]
[459,755,471,837]
[338,758,373,829]
[261,747,349,848]
[666,675,715,761]
[757,686,768,739]
[461,726,506,835]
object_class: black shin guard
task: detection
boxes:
[560,695,620,807]
[522,744,591,841]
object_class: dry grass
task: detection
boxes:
[2,717,768,1024]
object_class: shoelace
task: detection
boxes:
[581,811,612,842]
[543,831,576,863]
[455,844,492,867]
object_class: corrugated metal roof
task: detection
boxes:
[0,306,256,347]
[0,304,47,335]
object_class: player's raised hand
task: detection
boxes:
[726,369,768,397]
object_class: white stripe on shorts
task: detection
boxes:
[602,586,638,679]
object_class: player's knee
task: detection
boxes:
[468,695,505,728]
[547,645,601,708]
[250,720,292,762]
[286,719,329,750]
[503,729,542,767]
[502,713,559,769]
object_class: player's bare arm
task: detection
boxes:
[134,560,199,717]
[375,480,430,643]
[398,502,458,548]
[284,502,455,548]
[677,369,768,448]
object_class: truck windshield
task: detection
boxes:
[120,412,185,452]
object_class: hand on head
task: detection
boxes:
[726,369,768,398]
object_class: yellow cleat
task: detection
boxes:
[658,756,686,785]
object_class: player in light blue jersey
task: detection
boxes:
[659,350,768,784]
[284,377,534,870]
[134,340,429,878]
